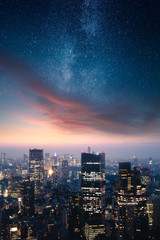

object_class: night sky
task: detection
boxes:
[0,0,160,157]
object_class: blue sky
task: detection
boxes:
[0,0,160,157]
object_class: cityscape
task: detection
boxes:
[1,149,160,239]
[1,0,160,239]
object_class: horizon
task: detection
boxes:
[1,142,159,159]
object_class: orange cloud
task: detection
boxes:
[0,49,159,142]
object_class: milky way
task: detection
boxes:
[0,0,160,143]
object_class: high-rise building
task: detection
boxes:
[21,180,35,217]
[0,210,10,240]
[114,162,147,239]
[153,197,160,234]
[81,152,106,240]
[45,153,51,168]
[140,167,151,186]
[53,152,57,166]
[69,193,83,238]
[0,165,3,181]
[51,166,58,188]
[8,176,22,198]
[62,160,68,185]
[29,149,44,198]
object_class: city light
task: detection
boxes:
[10,227,18,232]
[48,169,53,175]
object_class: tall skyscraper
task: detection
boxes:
[29,149,44,198]
[114,162,147,239]
[51,166,58,188]
[21,180,35,217]
[81,152,106,240]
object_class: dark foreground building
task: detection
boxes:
[29,149,44,198]
[81,152,106,240]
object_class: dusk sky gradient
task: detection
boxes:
[0,0,160,157]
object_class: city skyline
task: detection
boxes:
[1,142,160,159]
[0,147,157,239]
[1,1,160,157]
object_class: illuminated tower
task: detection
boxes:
[29,149,44,198]
[81,152,106,240]
[51,166,58,188]
[114,162,147,239]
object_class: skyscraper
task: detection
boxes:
[114,162,147,239]
[29,149,44,198]
[21,180,35,217]
[69,193,83,238]
[81,152,106,239]
[51,166,58,189]
[53,152,58,166]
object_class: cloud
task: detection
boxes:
[0,49,160,136]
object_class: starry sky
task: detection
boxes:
[0,0,160,157]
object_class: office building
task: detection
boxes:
[140,167,151,186]
[81,151,106,239]
[53,152,58,166]
[153,197,160,237]
[84,223,105,240]
[21,180,35,217]
[8,176,22,198]
[114,162,147,239]
[29,149,44,198]
[45,153,51,168]
[51,166,58,188]
[69,193,83,238]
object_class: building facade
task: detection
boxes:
[81,152,106,239]
[21,180,35,217]
[114,162,147,239]
[29,149,44,198]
